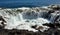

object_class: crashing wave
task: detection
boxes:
[0,5,60,32]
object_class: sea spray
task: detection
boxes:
[0,6,60,32]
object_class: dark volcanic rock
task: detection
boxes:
[48,5,60,10]
[43,22,60,28]
[0,28,60,35]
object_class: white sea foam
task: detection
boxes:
[0,7,56,32]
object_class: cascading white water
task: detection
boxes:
[0,7,60,32]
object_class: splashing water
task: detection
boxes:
[0,7,59,32]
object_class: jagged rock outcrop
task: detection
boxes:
[48,4,60,10]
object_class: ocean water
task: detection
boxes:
[0,0,60,8]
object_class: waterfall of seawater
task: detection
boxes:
[0,7,59,32]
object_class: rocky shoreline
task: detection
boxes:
[0,5,60,35]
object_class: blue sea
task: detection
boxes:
[0,0,60,8]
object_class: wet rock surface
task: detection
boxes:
[0,28,60,35]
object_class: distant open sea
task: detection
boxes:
[0,0,60,8]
